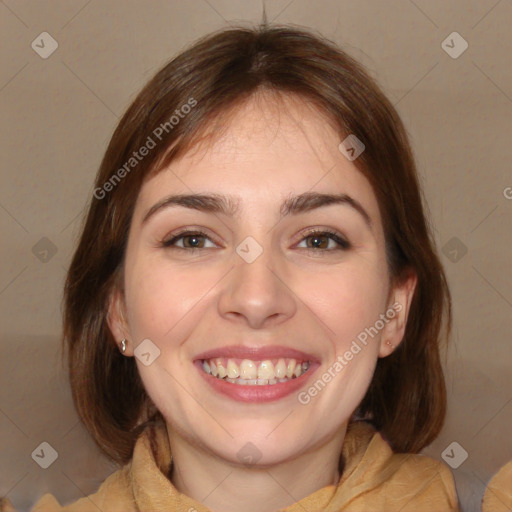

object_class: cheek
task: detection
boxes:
[124,255,218,340]
[296,260,389,349]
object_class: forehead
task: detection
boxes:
[135,93,380,222]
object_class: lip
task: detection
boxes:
[193,345,321,403]
[194,345,321,364]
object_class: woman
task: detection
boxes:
[10,23,462,511]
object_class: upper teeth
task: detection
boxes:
[202,358,310,383]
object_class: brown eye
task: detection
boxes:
[181,234,206,248]
[297,230,351,251]
[306,234,330,249]
[161,230,216,250]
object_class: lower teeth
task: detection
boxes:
[209,365,310,385]
[222,377,292,386]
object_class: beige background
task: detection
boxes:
[1,1,511,511]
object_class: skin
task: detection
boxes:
[108,92,416,512]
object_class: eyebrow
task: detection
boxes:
[142,191,372,228]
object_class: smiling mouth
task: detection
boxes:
[199,357,311,385]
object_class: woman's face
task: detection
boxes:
[109,94,413,466]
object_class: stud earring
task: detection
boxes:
[386,340,394,348]
[120,339,127,353]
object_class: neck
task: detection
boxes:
[167,425,347,512]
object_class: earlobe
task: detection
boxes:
[379,272,417,358]
[106,289,133,355]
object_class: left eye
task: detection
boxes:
[296,231,350,250]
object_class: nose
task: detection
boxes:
[217,248,297,329]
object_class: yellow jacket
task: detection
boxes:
[3,422,460,511]
[482,460,512,512]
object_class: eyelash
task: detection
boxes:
[159,228,351,254]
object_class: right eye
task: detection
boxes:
[160,230,218,250]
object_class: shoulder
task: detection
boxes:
[383,450,459,505]
[339,422,460,511]
[370,431,460,511]
[28,465,134,511]
[482,460,512,512]
[24,422,170,511]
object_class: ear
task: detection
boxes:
[106,287,133,356]
[379,271,417,358]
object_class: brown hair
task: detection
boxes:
[63,23,451,465]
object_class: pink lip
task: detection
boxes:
[194,360,320,403]
[193,345,321,403]
[194,345,320,363]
